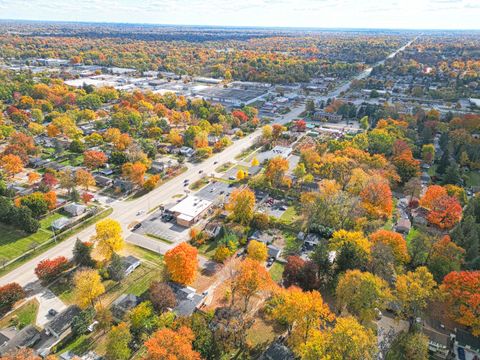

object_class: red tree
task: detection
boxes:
[83,150,107,169]
[34,256,70,282]
[283,255,306,287]
[0,283,25,314]
[427,195,462,229]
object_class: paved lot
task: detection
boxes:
[133,209,189,243]
[196,181,234,202]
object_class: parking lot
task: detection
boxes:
[257,195,287,219]
[196,181,235,202]
[132,208,189,243]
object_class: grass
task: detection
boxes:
[49,276,76,304]
[283,230,302,255]
[57,334,94,356]
[0,211,65,262]
[465,170,480,187]
[269,262,284,283]
[235,147,256,161]
[279,206,298,224]
[215,162,234,173]
[0,299,39,329]
[145,233,174,244]
[197,238,222,259]
[189,177,210,191]
[124,244,164,267]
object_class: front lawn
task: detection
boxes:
[269,262,284,283]
[0,299,39,329]
[197,238,222,259]
[189,177,210,191]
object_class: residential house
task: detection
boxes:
[121,256,141,277]
[453,328,480,360]
[111,294,140,320]
[267,245,282,260]
[113,179,135,193]
[411,206,429,227]
[311,110,343,123]
[169,283,206,316]
[0,325,41,356]
[395,218,412,235]
[248,230,272,245]
[179,146,195,157]
[45,306,81,339]
[64,203,86,217]
[51,217,71,232]
[94,175,113,187]
[259,342,295,360]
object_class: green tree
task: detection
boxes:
[105,322,132,360]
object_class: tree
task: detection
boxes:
[300,316,377,360]
[17,192,48,219]
[236,169,245,181]
[328,230,371,255]
[265,156,289,187]
[420,185,447,209]
[336,270,392,325]
[369,229,409,265]
[283,256,305,287]
[122,162,147,186]
[108,253,125,282]
[395,267,436,320]
[427,195,462,229]
[165,243,198,285]
[229,258,272,312]
[129,301,157,336]
[0,154,23,177]
[72,239,95,267]
[144,326,201,360]
[226,187,255,225]
[360,116,369,130]
[75,169,95,190]
[73,268,105,309]
[270,286,334,348]
[43,191,57,210]
[72,308,95,336]
[105,322,131,360]
[393,149,420,184]
[386,331,429,360]
[360,178,393,219]
[34,256,69,282]
[27,172,41,185]
[427,235,465,281]
[421,144,435,164]
[143,175,160,192]
[92,218,124,260]
[0,348,46,360]
[440,271,480,335]
[149,281,177,313]
[0,283,25,315]
[247,240,268,262]
[95,304,113,334]
[83,150,107,169]
[251,157,259,167]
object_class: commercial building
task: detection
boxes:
[169,195,213,227]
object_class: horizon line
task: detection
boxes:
[1,18,480,32]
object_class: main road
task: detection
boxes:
[0,36,417,288]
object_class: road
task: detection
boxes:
[0,36,417,288]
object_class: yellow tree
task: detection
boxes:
[165,243,198,285]
[251,157,259,167]
[229,258,273,312]
[226,187,256,225]
[247,240,268,262]
[265,156,289,187]
[27,172,41,184]
[336,269,392,325]
[1,154,23,177]
[328,230,371,255]
[270,286,335,348]
[74,268,105,309]
[92,218,124,260]
[395,266,437,319]
[236,169,245,181]
[300,316,377,360]
[75,168,96,190]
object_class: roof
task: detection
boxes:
[121,256,140,268]
[46,306,81,336]
[169,283,206,316]
[456,328,480,353]
[170,196,212,219]
[0,325,41,355]
[51,217,70,230]
[267,245,281,258]
[64,203,86,214]
[260,342,295,360]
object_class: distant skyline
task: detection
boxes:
[1,0,480,30]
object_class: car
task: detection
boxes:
[213,161,218,165]
[278,206,287,211]
[132,223,142,230]
[136,210,145,215]
[199,170,203,174]
[87,320,99,332]
[48,309,58,317]
[266,259,274,267]
[229,176,236,180]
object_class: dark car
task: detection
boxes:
[132,223,142,231]
[48,309,58,317]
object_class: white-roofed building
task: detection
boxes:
[169,195,213,227]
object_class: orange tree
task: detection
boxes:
[164,243,198,285]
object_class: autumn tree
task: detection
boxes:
[420,185,447,209]
[34,256,69,282]
[122,162,147,186]
[265,156,289,187]
[336,270,392,325]
[75,168,96,190]
[422,144,435,164]
[427,195,462,229]
[393,148,420,184]
[247,240,268,262]
[73,268,105,309]
[0,283,25,315]
[360,177,393,219]
[283,256,306,288]
[386,331,429,360]
[83,150,107,169]
[165,243,198,285]
[369,229,409,265]
[329,230,371,256]
[105,322,132,360]
[269,286,334,349]
[0,154,23,177]
[143,326,201,360]
[92,218,124,260]
[149,281,177,313]
[440,271,480,335]
[427,235,465,281]
[229,258,272,312]
[226,187,255,225]
[395,267,436,321]
[300,316,376,360]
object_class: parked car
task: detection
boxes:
[132,223,142,230]
[48,309,58,317]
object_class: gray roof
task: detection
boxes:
[122,256,140,268]
[260,342,295,360]
[169,283,206,316]
[0,325,41,355]
[46,306,81,336]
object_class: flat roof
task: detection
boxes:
[170,196,212,219]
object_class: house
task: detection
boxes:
[99,168,114,176]
[45,306,81,339]
[94,175,113,187]
[51,217,71,231]
[179,146,195,157]
[114,179,135,193]
[64,203,86,217]
[169,283,206,316]
[169,195,213,227]
[0,325,41,356]
[302,233,321,250]
[150,157,179,174]
[311,110,343,123]
[60,351,102,360]
[248,230,271,245]
[267,245,282,260]
[121,256,141,276]
[453,328,480,360]
[395,218,412,234]
[300,182,320,192]
[421,172,431,184]
[422,327,451,360]
[411,206,429,226]
[259,342,295,360]
[111,294,140,320]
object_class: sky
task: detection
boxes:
[1,0,480,30]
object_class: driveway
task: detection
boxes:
[24,281,66,327]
